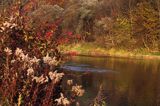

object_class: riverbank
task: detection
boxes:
[59,43,160,60]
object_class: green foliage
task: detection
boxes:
[95,1,160,51]
[100,16,135,49]
[132,1,160,50]
[112,16,133,46]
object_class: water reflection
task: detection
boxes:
[62,56,160,106]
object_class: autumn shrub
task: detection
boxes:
[0,1,85,105]
[0,19,84,106]
[0,47,84,105]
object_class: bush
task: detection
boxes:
[0,47,85,105]
[0,2,85,105]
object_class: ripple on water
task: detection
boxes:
[61,63,117,73]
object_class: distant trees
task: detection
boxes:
[89,0,160,51]
[132,1,160,50]
[1,0,159,51]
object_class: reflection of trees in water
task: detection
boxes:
[155,65,160,105]
[119,62,159,105]
[65,56,160,105]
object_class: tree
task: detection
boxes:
[132,1,160,51]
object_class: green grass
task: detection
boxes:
[59,42,160,60]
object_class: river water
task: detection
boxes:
[62,56,160,106]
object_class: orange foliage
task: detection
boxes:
[46,0,65,6]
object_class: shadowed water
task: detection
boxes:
[62,56,160,106]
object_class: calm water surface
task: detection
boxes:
[62,56,160,106]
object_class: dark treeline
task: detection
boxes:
[0,0,160,51]
[63,0,160,51]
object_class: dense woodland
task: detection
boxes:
[0,0,160,52]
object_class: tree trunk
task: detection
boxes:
[129,0,133,36]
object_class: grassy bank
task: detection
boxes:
[59,43,160,60]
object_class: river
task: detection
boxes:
[62,56,160,106]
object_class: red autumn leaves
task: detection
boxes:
[35,18,81,45]
[45,31,54,39]
[36,23,81,45]
[57,31,82,44]
[36,19,60,40]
